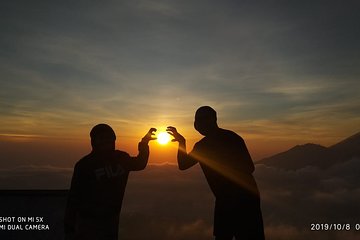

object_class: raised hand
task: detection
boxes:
[141,128,157,143]
[166,126,185,143]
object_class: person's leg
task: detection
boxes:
[233,198,265,240]
[214,200,235,240]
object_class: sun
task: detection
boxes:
[157,132,171,145]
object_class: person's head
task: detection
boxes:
[194,106,218,136]
[90,124,116,154]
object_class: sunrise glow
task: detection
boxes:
[157,132,171,145]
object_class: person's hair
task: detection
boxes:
[195,106,217,122]
[90,124,116,140]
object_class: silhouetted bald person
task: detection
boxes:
[64,124,156,240]
[168,106,265,240]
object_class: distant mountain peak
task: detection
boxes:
[330,131,360,148]
[291,143,327,150]
[258,131,360,170]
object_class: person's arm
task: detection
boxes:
[123,128,156,171]
[167,126,198,170]
[235,136,255,174]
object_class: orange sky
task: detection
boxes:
[0,121,357,169]
[1,1,359,168]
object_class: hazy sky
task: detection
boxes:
[1,1,359,165]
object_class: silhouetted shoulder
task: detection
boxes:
[74,151,131,170]
[194,137,207,148]
[218,128,245,143]
[113,150,131,159]
[74,153,93,168]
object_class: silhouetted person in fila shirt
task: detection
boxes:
[167,106,265,240]
[64,124,156,240]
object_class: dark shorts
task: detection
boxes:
[214,197,265,239]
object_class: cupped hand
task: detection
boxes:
[142,128,157,143]
[166,126,185,143]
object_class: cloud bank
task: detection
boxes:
[1,158,359,239]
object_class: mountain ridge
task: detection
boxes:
[257,131,360,170]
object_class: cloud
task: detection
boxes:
[1,158,360,239]
[123,160,360,239]
[1,1,359,142]
[1,1,360,238]
[0,165,72,189]
[254,158,360,227]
